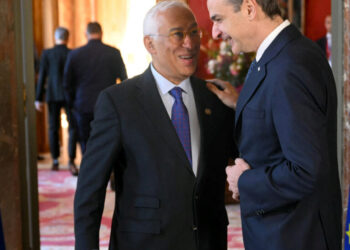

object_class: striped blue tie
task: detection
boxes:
[169,87,192,165]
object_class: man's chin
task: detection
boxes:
[181,67,197,78]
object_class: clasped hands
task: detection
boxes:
[226,158,251,201]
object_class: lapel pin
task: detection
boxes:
[258,66,261,71]
[204,108,212,115]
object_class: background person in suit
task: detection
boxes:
[35,27,78,175]
[316,15,332,66]
[63,22,127,154]
[74,1,237,249]
[207,0,341,249]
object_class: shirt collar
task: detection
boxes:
[55,44,67,48]
[256,20,290,62]
[151,64,191,95]
[88,39,102,44]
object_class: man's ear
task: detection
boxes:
[244,0,257,21]
[144,36,156,55]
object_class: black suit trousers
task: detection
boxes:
[48,101,77,160]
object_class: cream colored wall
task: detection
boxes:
[95,0,154,77]
[58,0,92,48]
[54,0,155,78]
[96,0,128,48]
[117,0,154,77]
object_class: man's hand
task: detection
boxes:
[226,158,251,201]
[35,101,44,112]
[206,79,238,109]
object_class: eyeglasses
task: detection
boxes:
[149,27,202,44]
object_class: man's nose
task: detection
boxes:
[212,24,222,40]
[182,35,196,49]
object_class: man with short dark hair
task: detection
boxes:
[35,27,78,175]
[74,2,237,249]
[64,22,127,153]
[207,0,341,249]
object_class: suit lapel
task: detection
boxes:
[135,67,193,174]
[235,24,301,127]
[235,63,266,125]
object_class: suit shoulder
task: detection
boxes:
[102,74,142,97]
[316,36,326,44]
[191,76,215,98]
[68,44,89,56]
[268,36,333,104]
[270,35,327,72]
[44,47,53,53]
[102,44,122,58]
[41,48,52,56]
[103,43,120,52]
[191,76,233,112]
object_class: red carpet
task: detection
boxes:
[38,170,244,249]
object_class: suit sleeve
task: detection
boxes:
[63,53,75,108]
[230,108,239,159]
[238,65,329,217]
[35,51,48,101]
[115,50,128,81]
[74,90,121,249]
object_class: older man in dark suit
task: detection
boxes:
[74,1,237,249]
[35,27,78,175]
[63,22,127,153]
[207,0,341,249]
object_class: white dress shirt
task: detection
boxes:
[256,20,290,62]
[151,64,201,176]
[326,32,332,67]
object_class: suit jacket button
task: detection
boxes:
[256,209,264,216]
[192,225,198,231]
[195,195,199,200]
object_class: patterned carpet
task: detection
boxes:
[38,169,244,249]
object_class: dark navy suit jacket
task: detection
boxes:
[63,39,127,114]
[316,36,328,56]
[36,44,71,102]
[74,67,237,250]
[236,25,341,250]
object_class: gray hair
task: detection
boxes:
[54,27,69,41]
[143,0,191,36]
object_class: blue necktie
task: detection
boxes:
[169,87,192,165]
[245,59,257,81]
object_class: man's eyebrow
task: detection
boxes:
[169,22,198,32]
